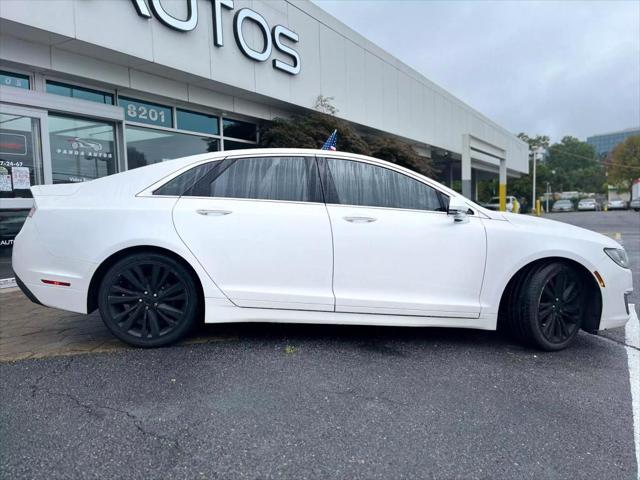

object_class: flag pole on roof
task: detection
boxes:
[321,130,338,151]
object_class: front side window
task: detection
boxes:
[189,156,322,203]
[324,158,446,212]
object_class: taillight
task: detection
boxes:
[41,279,71,287]
[28,206,36,218]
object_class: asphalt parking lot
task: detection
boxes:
[1,210,639,479]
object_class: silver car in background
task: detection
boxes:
[577,198,600,211]
[552,199,574,212]
[607,199,628,211]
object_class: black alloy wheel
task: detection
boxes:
[98,253,199,347]
[537,270,581,344]
[504,262,585,351]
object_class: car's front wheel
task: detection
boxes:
[98,253,199,347]
[505,262,585,350]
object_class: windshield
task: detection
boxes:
[555,200,571,205]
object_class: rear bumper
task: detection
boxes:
[15,274,44,307]
[12,218,93,314]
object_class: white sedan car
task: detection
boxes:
[12,149,636,351]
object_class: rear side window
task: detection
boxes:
[188,156,323,203]
[153,161,220,196]
[323,158,446,212]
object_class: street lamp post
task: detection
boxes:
[546,182,551,212]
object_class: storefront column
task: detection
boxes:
[461,134,472,198]
[499,158,507,212]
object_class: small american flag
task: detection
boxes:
[321,130,337,151]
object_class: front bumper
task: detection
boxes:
[596,255,634,330]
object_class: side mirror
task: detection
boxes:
[447,197,471,223]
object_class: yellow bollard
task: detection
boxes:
[536,199,541,216]
[499,184,506,212]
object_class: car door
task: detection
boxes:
[172,155,335,311]
[321,157,487,318]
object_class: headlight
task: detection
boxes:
[604,248,630,269]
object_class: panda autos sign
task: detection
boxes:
[131,0,301,75]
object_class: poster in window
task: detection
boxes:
[11,166,31,189]
[0,174,11,192]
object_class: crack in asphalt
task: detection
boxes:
[26,357,187,466]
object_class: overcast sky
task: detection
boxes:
[313,0,640,142]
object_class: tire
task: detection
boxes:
[506,262,584,351]
[98,253,199,347]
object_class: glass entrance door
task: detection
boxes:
[0,104,50,282]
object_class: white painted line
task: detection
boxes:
[626,305,640,479]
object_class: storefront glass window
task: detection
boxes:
[48,114,118,184]
[223,140,257,151]
[120,97,173,128]
[0,113,44,199]
[223,118,257,142]
[0,209,29,280]
[126,126,220,169]
[46,81,114,105]
[177,109,219,135]
[0,71,30,90]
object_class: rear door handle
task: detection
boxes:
[343,216,377,223]
[196,209,232,216]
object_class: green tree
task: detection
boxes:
[517,132,550,151]
[481,134,605,209]
[367,136,434,177]
[608,135,640,195]
[259,112,434,175]
[545,136,605,193]
[492,133,553,207]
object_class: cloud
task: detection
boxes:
[313,0,640,141]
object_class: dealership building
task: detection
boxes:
[0,0,528,282]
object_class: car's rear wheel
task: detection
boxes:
[98,253,199,347]
[506,262,584,350]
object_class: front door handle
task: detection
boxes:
[343,216,377,223]
[196,209,232,216]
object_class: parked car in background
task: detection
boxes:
[607,199,628,211]
[629,197,640,212]
[552,199,574,212]
[485,195,520,213]
[577,198,600,211]
[12,149,635,351]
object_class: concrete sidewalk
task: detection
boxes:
[0,288,233,362]
[0,288,125,362]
